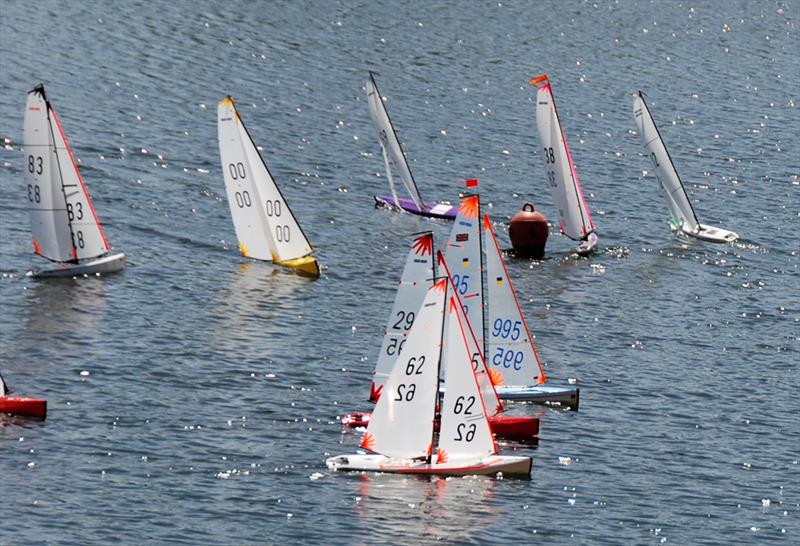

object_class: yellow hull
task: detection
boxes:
[274,255,320,278]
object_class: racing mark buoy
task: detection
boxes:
[509,202,549,258]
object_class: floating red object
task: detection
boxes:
[342,411,539,441]
[509,203,549,258]
[0,396,47,419]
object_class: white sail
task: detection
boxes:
[218,96,314,264]
[633,92,700,232]
[23,85,109,262]
[435,294,496,466]
[484,215,546,388]
[49,106,109,260]
[442,193,484,353]
[534,76,595,241]
[361,280,447,460]
[366,72,424,209]
[370,232,435,402]
[438,250,502,418]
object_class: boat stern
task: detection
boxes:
[275,255,320,278]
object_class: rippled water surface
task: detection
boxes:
[1,1,798,544]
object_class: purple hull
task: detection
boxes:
[374,195,456,220]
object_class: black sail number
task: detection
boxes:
[547,170,557,188]
[392,310,415,331]
[386,338,406,356]
[455,423,477,442]
[234,190,252,208]
[27,155,43,175]
[650,152,660,168]
[394,383,416,402]
[275,225,290,243]
[27,184,41,203]
[404,355,425,375]
[544,147,555,164]
[453,395,475,415]
[264,200,282,217]
[72,230,85,249]
[228,162,246,180]
[67,202,84,221]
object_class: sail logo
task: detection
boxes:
[456,233,469,242]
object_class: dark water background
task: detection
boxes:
[1,1,797,544]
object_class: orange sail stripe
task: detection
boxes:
[459,195,479,220]
[360,431,375,451]
[530,73,549,87]
[411,233,433,256]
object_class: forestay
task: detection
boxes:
[361,280,447,460]
[370,232,435,402]
[484,215,546,388]
[366,72,424,210]
[218,96,313,263]
[633,91,700,232]
[534,75,595,241]
[23,85,109,262]
[435,295,497,466]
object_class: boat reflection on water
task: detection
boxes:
[353,472,503,541]
[210,260,314,354]
[24,277,108,340]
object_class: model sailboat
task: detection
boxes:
[441,181,579,408]
[531,74,598,255]
[633,92,739,243]
[217,96,320,277]
[22,85,126,278]
[366,72,456,220]
[342,232,539,439]
[327,279,532,476]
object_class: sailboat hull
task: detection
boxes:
[0,396,47,419]
[496,384,580,410]
[326,454,532,476]
[679,223,739,243]
[374,195,456,220]
[341,411,540,440]
[28,252,126,279]
[274,255,320,278]
[576,232,599,255]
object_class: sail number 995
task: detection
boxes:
[492,319,521,340]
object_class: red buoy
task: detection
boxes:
[509,203,549,258]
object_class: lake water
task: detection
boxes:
[0,0,797,544]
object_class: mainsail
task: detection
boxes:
[218,96,317,273]
[366,72,424,210]
[23,84,109,262]
[633,91,700,231]
[533,74,595,241]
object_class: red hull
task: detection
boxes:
[0,396,47,419]
[342,412,539,440]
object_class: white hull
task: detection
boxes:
[576,232,599,255]
[326,453,531,476]
[678,223,739,243]
[496,384,579,409]
[28,252,126,279]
